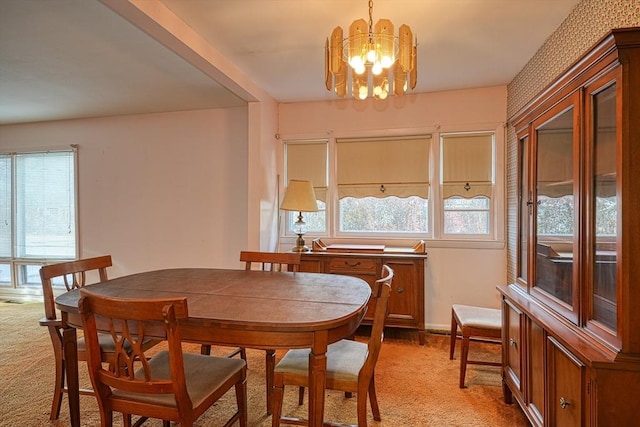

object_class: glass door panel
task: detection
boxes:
[517,134,529,285]
[535,106,575,307]
[590,82,617,332]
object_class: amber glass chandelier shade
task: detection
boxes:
[324,0,417,100]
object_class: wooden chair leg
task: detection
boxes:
[460,334,470,388]
[356,383,369,427]
[50,354,65,420]
[200,344,211,355]
[235,377,248,427]
[368,375,381,421]
[266,349,276,415]
[271,374,285,427]
[298,386,305,405]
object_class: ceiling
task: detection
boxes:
[0,0,580,125]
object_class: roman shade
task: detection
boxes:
[285,141,327,202]
[336,136,430,198]
[442,133,493,198]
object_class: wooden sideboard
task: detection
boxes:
[299,240,427,344]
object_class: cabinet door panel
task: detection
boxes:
[504,299,523,395]
[528,320,545,426]
[383,259,420,325]
[548,336,583,427]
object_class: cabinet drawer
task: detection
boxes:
[327,257,378,274]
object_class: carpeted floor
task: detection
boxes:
[0,301,530,426]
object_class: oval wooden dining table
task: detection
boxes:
[54,268,371,427]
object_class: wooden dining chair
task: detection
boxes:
[241,251,302,414]
[78,288,248,427]
[39,255,160,421]
[271,265,394,427]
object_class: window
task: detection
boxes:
[283,141,328,234]
[283,129,502,244]
[337,136,430,235]
[441,133,493,236]
[0,149,78,289]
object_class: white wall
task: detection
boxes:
[278,86,508,330]
[1,86,509,330]
[0,107,249,277]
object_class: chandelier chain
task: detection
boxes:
[368,0,374,35]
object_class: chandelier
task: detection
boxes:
[325,0,417,100]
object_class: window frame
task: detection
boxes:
[0,147,79,292]
[440,131,496,240]
[281,124,505,249]
[282,140,330,239]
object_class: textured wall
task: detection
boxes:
[505,0,640,283]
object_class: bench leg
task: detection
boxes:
[459,334,470,388]
[449,310,458,360]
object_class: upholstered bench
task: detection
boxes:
[449,304,502,388]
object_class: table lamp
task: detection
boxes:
[280,179,319,252]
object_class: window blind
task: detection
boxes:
[285,141,327,201]
[442,133,493,198]
[336,136,430,198]
[0,155,10,257]
[15,150,77,258]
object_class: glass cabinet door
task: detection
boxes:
[587,75,619,341]
[517,134,529,285]
[532,95,579,322]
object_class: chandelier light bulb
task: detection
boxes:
[349,55,364,70]
[358,86,368,99]
[366,47,377,63]
[354,63,366,75]
[371,62,383,75]
[381,55,394,68]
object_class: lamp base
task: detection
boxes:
[291,234,310,252]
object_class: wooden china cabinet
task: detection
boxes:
[498,28,640,426]
[300,239,427,345]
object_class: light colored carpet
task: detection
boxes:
[0,301,530,426]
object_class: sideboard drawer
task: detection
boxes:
[327,257,378,274]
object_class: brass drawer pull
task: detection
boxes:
[559,397,570,409]
[345,261,361,267]
[397,287,404,294]
[509,338,517,348]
